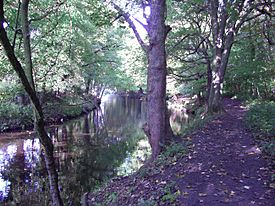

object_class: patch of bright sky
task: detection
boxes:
[2,21,8,29]
[130,6,150,39]
[110,0,150,40]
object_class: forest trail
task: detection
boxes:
[174,98,274,205]
[87,98,274,206]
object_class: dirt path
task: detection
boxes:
[174,98,274,205]
[86,98,274,206]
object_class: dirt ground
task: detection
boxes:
[85,98,274,206]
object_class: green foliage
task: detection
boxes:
[224,21,275,100]
[245,101,275,135]
[137,198,156,206]
[1,0,141,102]
[160,143,187,160]
[0,103,32,132]
[43,95,84,121]
[45,103,83,121]
[161,181,180,204]
[0,81,23,102]
[245,101,275,157]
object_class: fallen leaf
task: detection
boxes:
[229,191,235,196]
[244,186,250,189]
[182,192,189,196]
[199,193,207,197]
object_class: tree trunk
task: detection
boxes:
[206,58,212,101]
[21,0,35,88]
[207,33,234,113]
[147,0,170,159]
[113,0,174,160]
[0,1,63,205]
[207,1,234,114]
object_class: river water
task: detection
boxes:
[0,95,188,205]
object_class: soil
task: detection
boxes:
[85,98,275,206]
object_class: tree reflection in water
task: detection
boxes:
[0,95,151,205]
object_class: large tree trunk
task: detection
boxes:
[147,0,170,159]
[0,1,63,205]
[113,0,174,160]
[207,0,234,114]
[207,32,234,113]
[206,0,264,113]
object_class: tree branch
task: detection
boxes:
[112,2,149,53]
[132,16,148,32]
[12,0,21,50]
[82,60,117,67]
[0,2,43,118]
[29,0,66,23]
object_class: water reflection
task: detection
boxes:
[0,95,151,205]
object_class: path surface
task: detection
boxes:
[174,98,274,205]
[87,98,274,206]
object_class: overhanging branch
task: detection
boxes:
[112,2,149,53]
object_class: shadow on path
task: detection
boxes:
[175,98,274,206]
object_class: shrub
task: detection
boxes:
[245,101,275,136]
[0,102,33,132]
[245,101,275,157]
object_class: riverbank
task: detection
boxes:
[0,94,100,133]
[84,98,274,206]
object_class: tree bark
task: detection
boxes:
[0,1,63,205]
[207,0,234,113]
[206,0,266,113]
[207,32,234,113]
[21,0,35,88]
[113,0,174,159]
[146,0,172,159]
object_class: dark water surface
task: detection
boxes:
[0,95,152,205]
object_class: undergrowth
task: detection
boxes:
[245,100,275,181]
[0,96,87,132]
[245,101,275,156]
[180,106,213,136]
[0,102,32,132]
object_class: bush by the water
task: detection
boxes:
[0,102,33,132]
[0,95,87,132]
[43,96,84,122]
[245,101,275,157]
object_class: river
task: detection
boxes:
[0,95,189,205]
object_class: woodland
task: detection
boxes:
[0,0,274,205]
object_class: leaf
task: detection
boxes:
[198,193,207,197]
[182,191,189,196]
[269,183,275,189]
[244,186,250,190]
